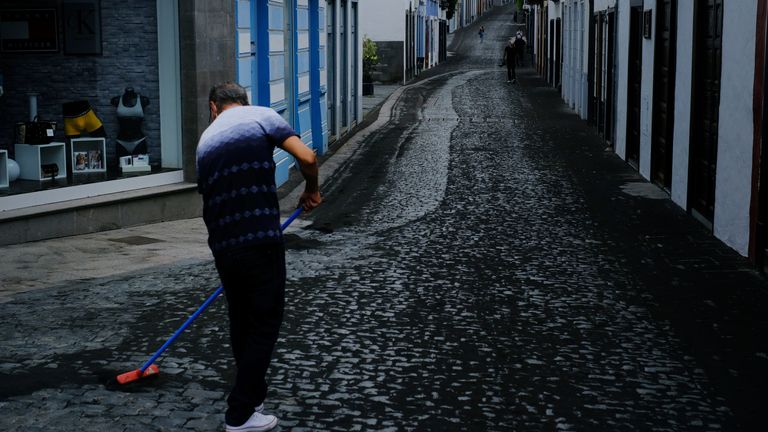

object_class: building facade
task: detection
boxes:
[0,0,210,245]
[529,0,767,265]
[0,0,362,245]
[358,0,413,84]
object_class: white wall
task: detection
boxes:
[358,0,409,42]
[671,0,694,208]
[714,0,758,256]
[547,1,562,20]
[594,0,616,10]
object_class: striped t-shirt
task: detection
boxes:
[196,105,298,256]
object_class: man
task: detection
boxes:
[503,38,518,83]
[515,34,527,67]
[196,82,322,431]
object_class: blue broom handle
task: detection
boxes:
[140,207,303,372]
[280,207,304,231]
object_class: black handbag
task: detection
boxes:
[41,163,59,179]
[15,117,57,144]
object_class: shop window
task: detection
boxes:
[0,0,182,211]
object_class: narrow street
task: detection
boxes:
[1,5,766,431]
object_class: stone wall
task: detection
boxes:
[178,0,236,183]
[372,41,405,84]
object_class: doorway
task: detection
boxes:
[350,1,358,126]
[326,1,336,139]
[592,12,603,131]
[626,7,643,167]
[651,0,678,191]
[756,1,768,270]
[340,0,348,131]
[603,11,616,145]
[688,0,724,226]
[555,17,562,88]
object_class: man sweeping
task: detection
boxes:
[196,82,322,431]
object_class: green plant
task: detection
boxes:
[363,36,378,82]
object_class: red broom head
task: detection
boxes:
[116,364,160,385]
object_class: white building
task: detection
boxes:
[531,0,768,265]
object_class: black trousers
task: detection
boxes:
[507,62,517,81]
[215,243,286,426]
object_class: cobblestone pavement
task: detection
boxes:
[1,4,767,431]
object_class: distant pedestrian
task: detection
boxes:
[196,82,322,432]
[515,35,527,67]
[479,25,485,43]
[503,38,517,83]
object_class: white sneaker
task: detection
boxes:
[225,411,278,432]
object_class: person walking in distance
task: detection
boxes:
[196,82,322,431]
[515,34,527,67]
[479,25,485,43]
[503,38,517,83]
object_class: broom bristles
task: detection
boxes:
[116,364,160,385]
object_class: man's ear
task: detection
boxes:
[209,101,218,119]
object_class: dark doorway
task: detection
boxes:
[626,7,643,167]
[754,1,768,270]
[688,0,723,226]
[592,12,603,130]
[326,1,336,138]
[651,0,678,191]
[439,20,447,62]
[555,17,562,88]
[539,7,547,76]
[587,2,595,125]
[549,19,555,84]
[591,10,615,145]
[406,8,415,81]
[603,11,616,145]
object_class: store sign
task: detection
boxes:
[0,9,59,53]
[62,0,102,55]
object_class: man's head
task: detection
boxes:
[208,82,249,121]
[509,38,514,46]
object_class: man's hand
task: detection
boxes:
[281,136,322,211]
[299,190,322,212]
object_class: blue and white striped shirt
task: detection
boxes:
[196,105,298,256]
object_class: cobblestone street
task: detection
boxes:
[1,5,767,432]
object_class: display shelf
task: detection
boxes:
[0,150,8,188]
[14,142,67,181]
[71,137,106,174]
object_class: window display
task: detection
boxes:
[0,0,182,211]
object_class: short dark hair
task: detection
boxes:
[209,82,249,112]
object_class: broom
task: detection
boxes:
[116,207,304,385]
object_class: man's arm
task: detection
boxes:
[280,136,322,211]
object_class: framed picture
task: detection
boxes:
[73,151,88,171]
[643,9,652,39]
[62,0,102,55]
[71,137,106,173]
[0,9,58,53]
[88,149,102,170]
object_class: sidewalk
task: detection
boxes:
[362,83,401,117]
